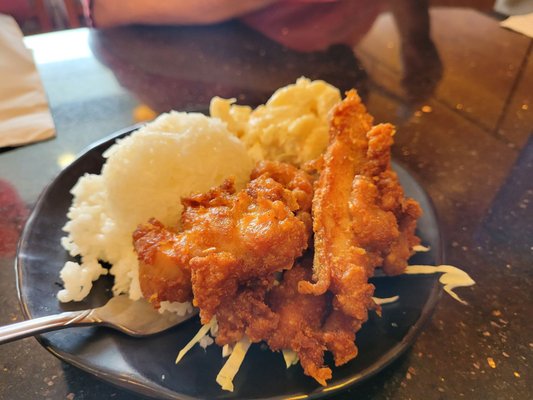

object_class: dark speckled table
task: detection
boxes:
[1,7,532,400]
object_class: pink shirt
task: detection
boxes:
[242,0,383,51]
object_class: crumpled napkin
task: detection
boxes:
[500,12,533,39]
[0,13,55,148]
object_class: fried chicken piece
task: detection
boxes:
[215,280,279,345]
[267,264,332,386]
[299,89,421,321]
[297,94,383,297]
[265,262,363,386]
[298,91,393,302]
[363,129,423,275]
[321,309,360,367]
[133,161,314,328]
[251,161,314,215]
[187,164,312,324]
[133,219,193,304]
[382,196,422,275]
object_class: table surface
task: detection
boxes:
[1,6,532,400]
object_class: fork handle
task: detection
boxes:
[0,310,94,345]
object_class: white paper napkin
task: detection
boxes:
[500,12,533,39]
[0,13,55,148]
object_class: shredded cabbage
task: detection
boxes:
[413,244,431,252]
[404,265,475,304]
[216,337,251,392]
[282,349,299,368]
[222,344,232,358]
[175,318,217,364]
[373,295,400,305]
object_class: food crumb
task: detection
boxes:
[487,357,496,368]
[133,104,157,122]
[391,322,398,327]
[66,393,75,400]
[482,331,491,337]
[456,103,464,110]
[502,352,510,358]
[514,371,520,378]
[491,310,501,317]
[437,387,445,393]
[521,104,529,110]
[490,321,501,328]
[414,110,423,118]
[473,362,480,369]
[408,366,416,375]
[421,105,432,113]
[406,372,412,380]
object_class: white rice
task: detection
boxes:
[58,111,253,304]
[158,301,194,316]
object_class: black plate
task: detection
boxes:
[16,126,442,400]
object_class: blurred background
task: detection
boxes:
[1,0,532,35]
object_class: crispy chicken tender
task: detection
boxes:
[298,89,421,337]
[298,90,377,298]
[133,161,314,327]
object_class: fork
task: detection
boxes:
[0,295,197,345]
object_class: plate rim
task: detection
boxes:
[15,125,444,400]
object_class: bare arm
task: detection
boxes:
[92,0,280,27]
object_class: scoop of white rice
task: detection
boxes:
[58,112,253,303]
